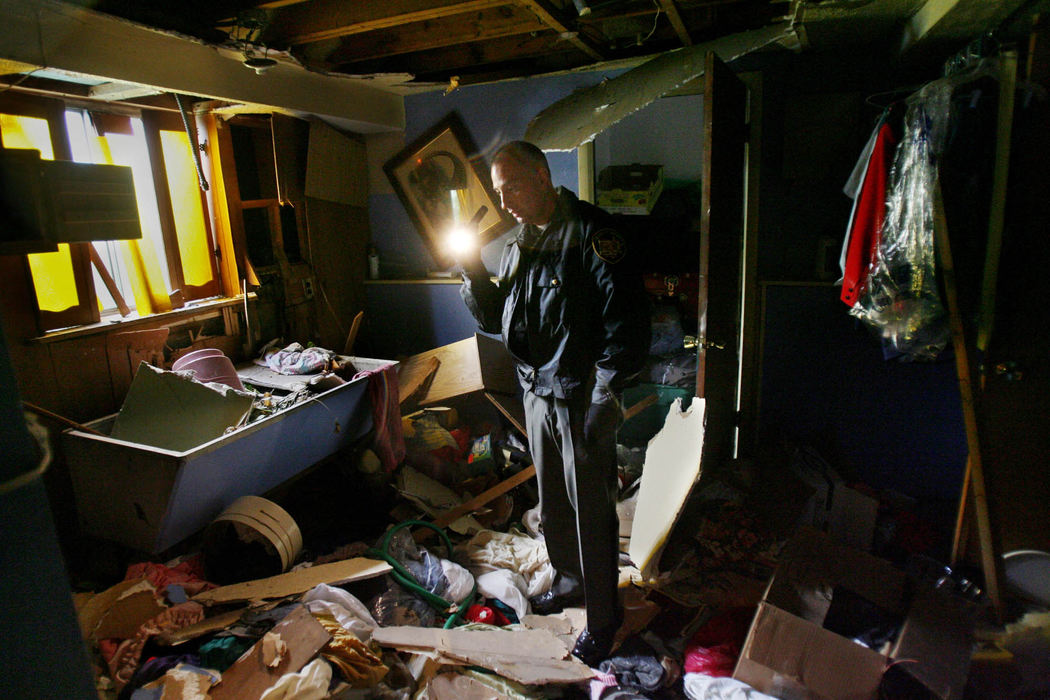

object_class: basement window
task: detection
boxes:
[0,93,227,332]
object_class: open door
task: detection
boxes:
[698,52,749,467]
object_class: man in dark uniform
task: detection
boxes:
[456,141,650,666]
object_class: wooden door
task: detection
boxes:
[698,52,749,467]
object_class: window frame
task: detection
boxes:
[1,92,225,332]
[0,92,98,331]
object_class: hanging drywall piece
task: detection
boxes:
[109,362,253,451]
[628,396,706,580]
[524,24,791,151]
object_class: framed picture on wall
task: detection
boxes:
[384,112,513,268]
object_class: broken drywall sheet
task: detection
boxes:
[209,605,330,700]
[109,362,254,452]
[193,557,391,606]
[525,23,791,151]
[628,396,706,581]
[76,578,165,641]
[371,626,595,685]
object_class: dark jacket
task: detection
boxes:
[461,188,650,405]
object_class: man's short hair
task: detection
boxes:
[493,141,550,177]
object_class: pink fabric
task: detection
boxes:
[354,363,405,471]
[124,556,214,596]
[589,670,618,700]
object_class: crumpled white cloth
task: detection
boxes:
[440,558,476,604]
[476,569,530,620]
[457,529,554,599]
[259,658,332,700]
[301,583,378,642]
[683,674,781,700]
[521,505,543,540]
[259,342,333,375]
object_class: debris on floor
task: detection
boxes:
[62,337,1004,699]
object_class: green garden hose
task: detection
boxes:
[366,519,477,629]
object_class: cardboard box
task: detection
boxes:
[733,528,974,700]
[62,356,393,553]
[790,445,878,551]
[597,164,663,215]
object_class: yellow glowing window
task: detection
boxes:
[161,129,213,289]
[0,113,80,313]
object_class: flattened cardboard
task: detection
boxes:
[193,557,390,606]
[372,626,595,685]
[628,397,705,580]
[209,605,330,700]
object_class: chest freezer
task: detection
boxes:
[61,356,395,554]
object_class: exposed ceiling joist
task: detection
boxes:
[269,0,508,46]
[899,0,1030,53]
[322,5,548,65]
[658,0,693,46]
[515,0,605,60]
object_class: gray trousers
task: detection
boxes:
[523,388,620,630]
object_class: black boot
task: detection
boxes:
[528,572,583,615]
[571,622,619,667]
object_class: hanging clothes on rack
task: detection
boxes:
[839,106,901,307]
[849,81,955,361]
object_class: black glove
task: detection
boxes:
[584,399,622,447]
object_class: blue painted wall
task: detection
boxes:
[757,284,966,515]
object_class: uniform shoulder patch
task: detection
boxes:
[592,229,626,264]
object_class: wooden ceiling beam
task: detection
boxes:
[335,30,579,78]
[513,0,605,60]
[266,0,508,46]
[321,6,549,64]
[658,0,693,46]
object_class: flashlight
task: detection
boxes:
[446,205,488,257]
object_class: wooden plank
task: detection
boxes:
[343,310,364,355]
[934,181,1003,621]
[209,605,330,700]
[398,355,440,408]
[975,49,1018,353]
[88,244,130,317]
[514,0,604,60]
[657,0,693,46]
[322,6,546,64]
[484,390,526,436]
[426,464,537,534]
[194,558,391,606]
[22,400,106,436]
[273,0,506,45]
